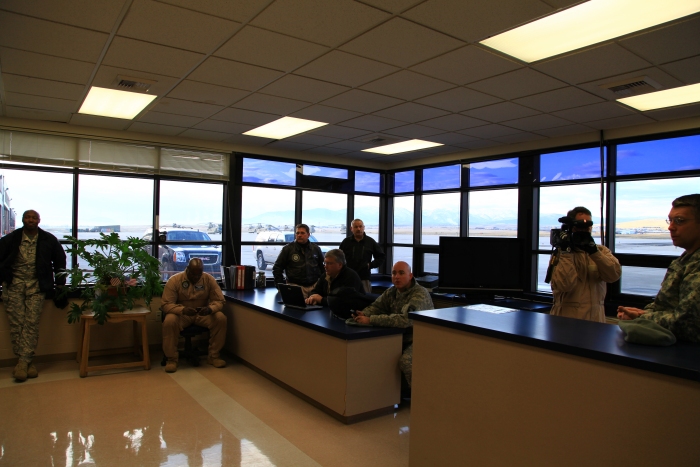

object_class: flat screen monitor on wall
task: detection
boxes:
[438,237,522,293]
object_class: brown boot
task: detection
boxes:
[164,360,178,373]
[207,356,226,368]
[27,363,38,379]
[14,361,28,382]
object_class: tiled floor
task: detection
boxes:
[0,355,410,466]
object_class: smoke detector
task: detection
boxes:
[112,75,157,93]
[599,76,662,98]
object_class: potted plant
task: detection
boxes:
[59,232,164,325]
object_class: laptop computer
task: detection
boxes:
[277,284,323,310]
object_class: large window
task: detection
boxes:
[469,158,518,187]
[469,189,518,238]
[393,196,414,244]
[302,191,347,243]
[423,164,460,191]
[617,134,700,175]
[421,193,460,244]
[538,183,603,249]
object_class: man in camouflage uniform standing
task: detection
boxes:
[617,194,700,341]
[353,261,434,391]
[0,210,66,382]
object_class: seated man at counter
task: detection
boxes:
[272,223,325,298]
[161,258,227,372]
[353,261,434,391]
[617,194,700,341]
[305,249,365,306]
[549,206,621,323]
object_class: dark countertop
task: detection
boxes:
[223,288,404,341]
[410,306,700,382]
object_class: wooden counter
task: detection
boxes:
[408,306,700,467]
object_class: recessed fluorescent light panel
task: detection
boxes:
[618,83,700,111]
[362,139,443,155]
[243,117,328,139]
[79,86,156,119]
[480,0,700,63]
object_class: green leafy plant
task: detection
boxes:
[59,233,164,325]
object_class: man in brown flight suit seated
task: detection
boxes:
[161,258,226,373]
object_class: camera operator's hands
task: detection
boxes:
[557,231,571,251]
[572,231,598,255]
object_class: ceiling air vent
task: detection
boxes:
[599,76,662,98]
[113,75,157,93]
[359,134,402,146]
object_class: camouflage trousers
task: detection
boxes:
[399,344,413,387]
[3,280,45,363]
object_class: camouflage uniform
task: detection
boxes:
[639,248,700,342]
[361,278,434,386]
[3,233,45,363]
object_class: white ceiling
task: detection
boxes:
[1,0,699,165]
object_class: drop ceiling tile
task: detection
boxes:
[424,132,480,145]
[187,56,283,91]
[419,114,487,131]
[117,0,241,53]
[251,0,390,47]
[289,105,362,124]
[533,124,595,138]
[503,114,571,131]
[415,87,501,112]
[193,120,253,134]
[410,45,522,85]
[491,132,545,144]
[295,51,399,87]
[403,0,553,42]
[307,125,371,139]
[0,11,108,62]
[454,139,501,150]
[577,67,684,101]
[661,56,700,84]
[644,102,700,122]
[374,102,450,123]
[69,113,131,131]
[585,114,656,130]
[5,106,71,122]
[468,68,567,100]
[92,65,180,97]
[179,128,233,141]
[233,93,310,115]
[513,87,604,113]
[461,102,540,122]
[552,102,635,123]
[459,124,521,138]
[137,110,204,127]
[320,89,404,113]
[266,140,316,151]
[384,124,445,138]
[339,115,405,132]
[2,74,85,100]
[360,70,455,101]
[361,0,424,13]
[416,145,463,156]
[103,36,204,78]
[5,92,76,113]
[151,97,223,118]
[215,26,329,72]
[286,134,341,146]
[260,75,349,103]
[620,16,700,65]
[0,0,125,32]
[222,134,275,146]
[127,121,186,136]
[534,43,652,85]
[327,140,377,151]
[210,108,281,126]
[159,0,270,22]
[304,146,353,156]
[0,47,93,85]
[340,17,464,68]
[167,80,249,106]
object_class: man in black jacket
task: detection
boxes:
[305,249,365,306]
[340,219,385,293]
[272,223,324,298]
[0,210,66,382]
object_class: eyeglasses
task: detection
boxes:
[666,217,695,226]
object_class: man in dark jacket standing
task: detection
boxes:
[0,210,66,382]
[272,223,324,298]
[340,219,385,293]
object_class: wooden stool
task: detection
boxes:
[77,307,151,377]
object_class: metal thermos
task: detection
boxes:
[256,271,266,288]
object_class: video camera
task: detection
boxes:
[549,216,594,250]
